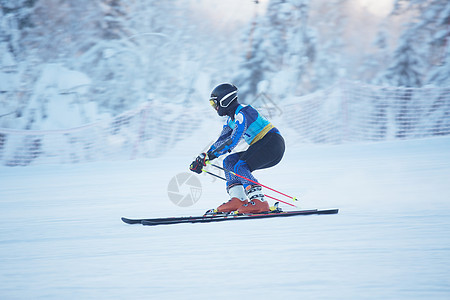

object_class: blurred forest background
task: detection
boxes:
[0,0,449,130]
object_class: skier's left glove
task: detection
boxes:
[189,153,208,174]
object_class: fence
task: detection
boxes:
[1,81,449,166]
[280,80,450,144]
[0,101,202,166]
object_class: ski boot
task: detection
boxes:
[237,185,270,214]
[216,184,248,213]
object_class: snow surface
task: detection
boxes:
[1,136,450,299]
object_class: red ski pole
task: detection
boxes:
[206,162,299,205]
[202,169,297,208]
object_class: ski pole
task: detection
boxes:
[206,161,299,204]
[201,168,297,208]
[202,169,226,181]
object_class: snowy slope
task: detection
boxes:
[0,137,450,299]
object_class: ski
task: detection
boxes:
[121,208,338,226]
[121,214,225,225]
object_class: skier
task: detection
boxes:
[189,83,285,213]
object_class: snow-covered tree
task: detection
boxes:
[1,0,231,120]
[235,0,317,102]
[285,0,316,94]
[378,0,450,87]
[309,0,347,91]
[234,18,272,103]
[234,0,288,103]
[424,1,450,86]
[380,30,424,87]
[427,44,450,87]
[360,20,391,83]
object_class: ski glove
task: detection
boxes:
[189,153,208,174]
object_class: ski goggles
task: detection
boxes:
[209,98,218,110]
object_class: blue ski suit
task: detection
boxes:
[207,104,285,190]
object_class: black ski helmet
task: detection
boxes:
[209,83,239,116]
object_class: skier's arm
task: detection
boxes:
[207,112,247,159]
[206,124,232,159]
[211,125,233,150]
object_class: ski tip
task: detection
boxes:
[121,217,142,224]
